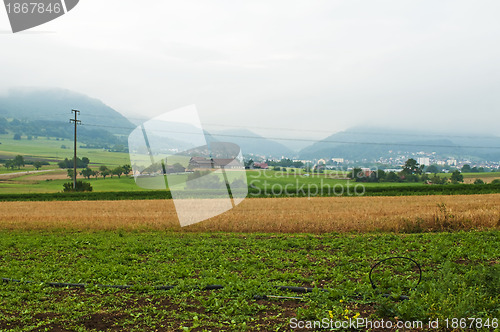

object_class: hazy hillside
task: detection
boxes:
[299,127,500,161]
[211,129,294,158]
[0,88,135,136]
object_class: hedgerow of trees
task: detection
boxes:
[66,164,132,180]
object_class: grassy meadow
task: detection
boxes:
[2,167,500,195]
[0,134,129,167]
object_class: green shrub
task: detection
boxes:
[62,181,93,192]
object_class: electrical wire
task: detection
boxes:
[80,122,500,150]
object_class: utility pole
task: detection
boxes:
[70,110,81,189]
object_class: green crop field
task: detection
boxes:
[0,230,498,331]
[0,134,130,167]
[1,169,500,197]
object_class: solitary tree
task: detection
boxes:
[33,161,43,170]
[244,159,254,169]
[112,166,124,178]
[122,164,132,175]
[13,155,25,169]
[426,165,439,174]
[450,170,464,183]
[80,167,95,180]
[99,165,109,179]
[4,160,15,170]
[385,171,400,182]
[402,158,423,175]
[81,157,90,167]
[461,164,472,173]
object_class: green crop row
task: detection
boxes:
[0,230,498,331]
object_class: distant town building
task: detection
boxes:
[331,158,344,163]
[417,157,430,166]
[361,167,374,177]
[447,159,457,166]
[253,162,269,169]
[189,157,240,169]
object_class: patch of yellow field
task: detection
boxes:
[0,194,498,233]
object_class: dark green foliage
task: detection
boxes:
[185,171,225,189]
[62,181,93,192]
[473,179,485,185]
[80,167,95,179]
[266,158,304,168]
[111,166,124,178]
[461,164,472,173]
[3,159,15,170]
[451,170,464,183]
[385,171,400,182]
[33,161,43,170]
[58,157,90,169]
[122,164,132,175]
[426,165,440,173]
[430,174,447,185]
[402,158,424,175]
[244,159,254,169]
[12,155,25,169]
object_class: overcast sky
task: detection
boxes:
[1,0,499,142]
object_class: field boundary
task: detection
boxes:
[0,183,499,201]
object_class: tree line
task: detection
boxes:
[67,164,132,180]
[2,155,47,170]
[349,158,467,184]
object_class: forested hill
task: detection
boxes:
[299,127,500,161]
[0,88,134,136]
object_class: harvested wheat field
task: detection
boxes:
[0,194,499,233]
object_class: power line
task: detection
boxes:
[80,122,500,150]
[19,112,500,141]
[203,123,500,140]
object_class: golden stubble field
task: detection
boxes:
[0,194,499,233]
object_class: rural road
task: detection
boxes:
[0,169,57,177]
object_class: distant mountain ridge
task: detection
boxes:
[0,88,135,135]
[4,88,497,161]
[211,129,294,158]
[298,127,500,161]
[0,88,294,157]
